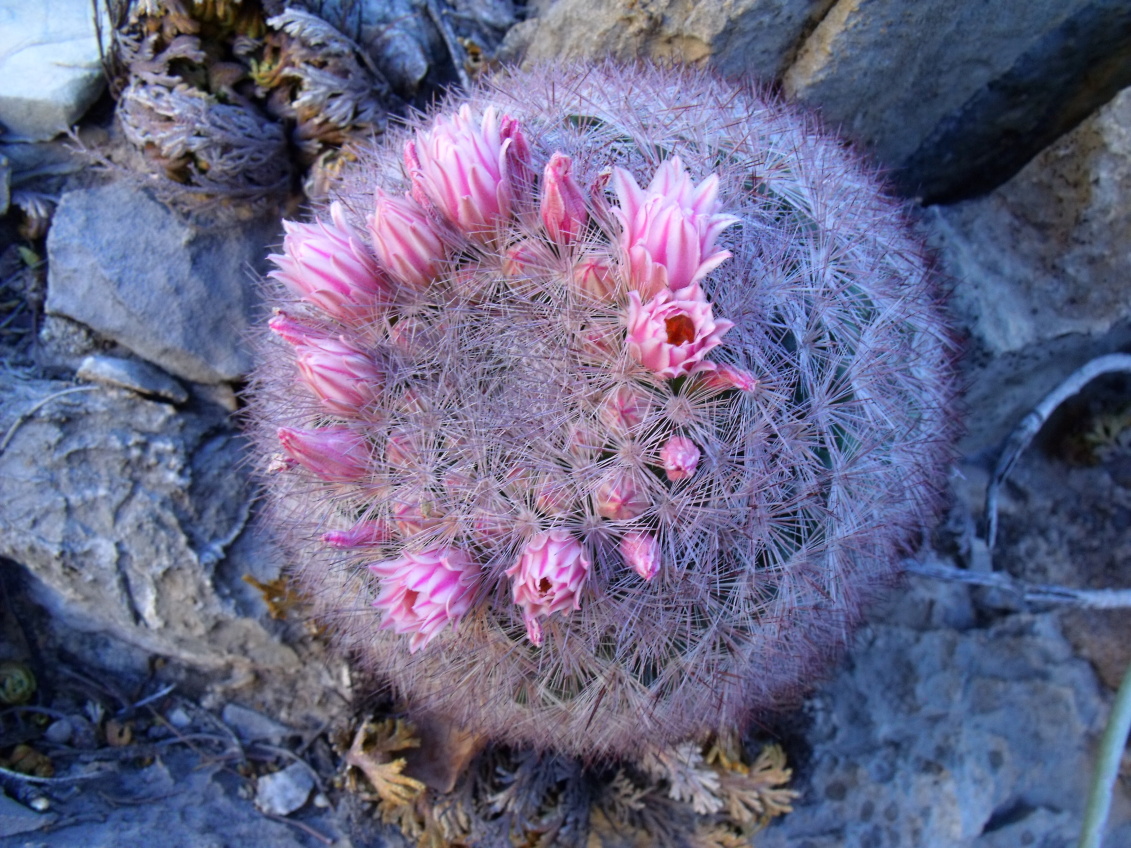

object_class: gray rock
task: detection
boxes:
[222,703,295,744]
[926,86,1131,454]
[0,1,110,141]
[77,354,189,405]
[0,371,350,731]
[783,0,1131,202]
[758,579,1131,847]
[13,750,354,848]
[45,181,279,385]
[0,153,9,215]
[521,0,833,80]
[254,762,316,816]
[0,791,55,837]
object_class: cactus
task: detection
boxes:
[246,63,957,760]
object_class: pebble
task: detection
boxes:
[254,762,315,817]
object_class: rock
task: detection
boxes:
[77,355,189,405]
[926,86,1131,455]
[45,181,279,385]
[222,704,294,744]
[521,0,832,80]
[254,762,315,816]
[0,792,54,838]
[0,1,110,141]
[0,153,9,215]
[758,579,1131,847]
[783,0,1131,202]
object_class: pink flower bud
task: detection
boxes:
[506,530,591,646]
[611,157,738,299]
[384,426,423,468]
[660,435,701,482]
[369,190,449,290]
[571,252,617,300]
[278,426,370,482]
[268,311,328,346]
[405,105,530,238]
[626,285,734,379]
[598,384,655,435]
[540,152,587,245]
[369,546,481,652]
[323,521,391,548]
[594,468,650,520]
[696,363,759,393]
[268,202,392,323]
[393,490,445,538]
[294,336,383,416]
[619,530,661,580]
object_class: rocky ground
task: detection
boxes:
[2,1,1131,846]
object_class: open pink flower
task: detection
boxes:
[278,426,370,482]
[660,435,700,481]
[626,285,734,379]
[612,157,738,298]
[369,190,449,290]
[405,105,530,238]
[540,152,587,245]
[369,546,480,652]
[506,530,591,646]
[619,530,661,580]
[269,202,392,323]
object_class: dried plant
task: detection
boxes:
[247,63,958,762]
[110,0,395,201]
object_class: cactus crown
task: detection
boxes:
[247,63,957,759]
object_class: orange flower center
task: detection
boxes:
[665,314,696,346]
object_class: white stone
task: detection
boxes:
[255,762,315,817]
[0,1,110,140]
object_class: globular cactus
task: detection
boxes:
[247,63,957,760]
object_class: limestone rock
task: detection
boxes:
[927,86,1131,454]
[45,181,278,385]
[758,580,1131,847]
[522,0,833,80]
[783,0,1131,201]
[0,0,109,140]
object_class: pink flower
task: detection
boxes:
[571,252,617,300]
[269,202,392,322]
[540,152,587,245]
[392,489,445,538]
[696,363,759,393]
[598,384,655,435]
[369,190,449,290]
[369,546,480,652]
[626,285,734,379]
[660,435,700,482]
[404,105,530,238]
[611,157,738,298]
[506,530,591,646]
[278,426,370,482]
[294,337,383,416]
[594,468,650,520]
[619,530,661,580]
[323,521,391,548]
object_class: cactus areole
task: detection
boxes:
[247,64,958,760]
